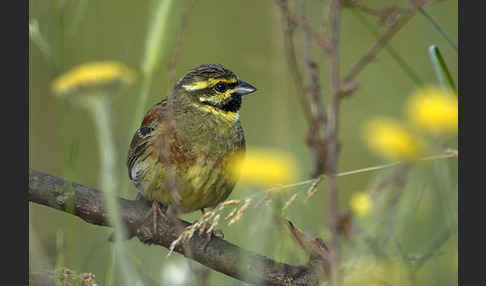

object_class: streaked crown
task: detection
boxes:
[175,64,236,89]
[173,64,257,113]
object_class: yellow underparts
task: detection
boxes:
[182,78,237,91]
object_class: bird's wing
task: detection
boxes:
[126,99,168,180]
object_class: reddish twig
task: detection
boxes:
[271,1,434,285]
[343,1,429,86]
[302,0,328,177]
[272,0,329,50]
[167,0,197,89]
[275,0,312,123]
[325,0,343,285]
[343,1,409,26]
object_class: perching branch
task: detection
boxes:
[28,169,328,286]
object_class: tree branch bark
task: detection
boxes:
[28,169,326,286]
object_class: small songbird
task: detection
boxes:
[127,64,257,229]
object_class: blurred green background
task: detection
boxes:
[29,0,458,285]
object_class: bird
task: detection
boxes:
[127,64,257,232]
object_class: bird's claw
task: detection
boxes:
[201,228,224,251]
[143,201,167,236]
[211,229,224,239]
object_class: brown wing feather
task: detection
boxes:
[126,99,196,182]
[126,99,167,180]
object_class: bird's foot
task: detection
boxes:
[143,200,167,236]
[199,223,224,251]
[201,228,224,251]
[108,197,158,242]
[197,208,224,250]
[211,229,224,239]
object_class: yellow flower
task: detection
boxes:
[52,61,136,95]
[363,118,422,161]
[349,192,372,216]
[406,86,458,135]
[228,148,297,188]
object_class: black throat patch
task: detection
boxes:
[204,94,242,113]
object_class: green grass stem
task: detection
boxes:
[419,7,457,52]
[428,45,457,92]
[133,0,176,141]
[82,95,140,286]
[142,0,175,76]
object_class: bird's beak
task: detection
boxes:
[233,79,257,96]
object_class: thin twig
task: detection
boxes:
[343,1,429,85]
[325,0,342,284]
[167,0,197,89]
[158,0,197,258]
[302,0,328,177]
[282,193,298,213]
[351,9,424,86]
[272,0,329,50]
[344,1,409,27]
[276,0,313,124]
[265,151,457,194]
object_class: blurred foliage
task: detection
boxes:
[29,0,458,285]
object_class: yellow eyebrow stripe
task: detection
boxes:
[182,78,237,91]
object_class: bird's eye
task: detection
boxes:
[214,82,227,93]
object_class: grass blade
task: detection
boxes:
[142,0,175,76]
[419,7,458,52]
[134,0,175,133]
[68,0,89,36]
[428,45,457,92]
[29,19,53,64]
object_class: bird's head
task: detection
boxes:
[174,64,257,113]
